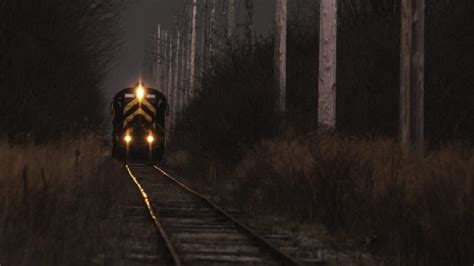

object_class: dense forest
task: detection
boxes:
[172,0,473,162]
[165,0,474,264]
[0,0,125,142]
[0,3,128,264]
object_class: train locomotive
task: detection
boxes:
[111,82,167,161]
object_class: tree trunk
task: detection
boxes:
[189,0,197,99]
[227,0,236,39]
[162,30,168,97]
[168,31,174,114]
[156,24,161,90]
[199,0,208,89]
[170,27,179,125]
[274,0,287,112]
[400,0,425,155]
[183,5,191,108]
[318,0,337,129]
[209,0,216,62]
[174,12,182,117]
[218,0,226,51]
[244,0,255,50]
[180,21,186,112]
[174,27,180,109]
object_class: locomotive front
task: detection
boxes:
[111,82,167,161]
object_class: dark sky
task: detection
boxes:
[104,0,276,99]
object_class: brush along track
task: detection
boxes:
[125,163,302,265]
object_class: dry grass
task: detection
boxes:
[167,133,474,265]
[238,134,473,265]
[0,135,125,265]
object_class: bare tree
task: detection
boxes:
[180,6,189,110]
[400,0,425,155]
[275,0,288,112]
[244,0,255,49]
[209,0,216,61]
[174,24,181,116]
[155,24,162,90]
[199,0,208,89]
[189,0,198,98]
[318,0,337,129]
[163,30,169,97]
[173,23,181,100]
[227,0,236,38]
[218,0,227,51]
[168,31,174,106]
[180,13,187,112]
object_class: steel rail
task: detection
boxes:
[125,164,182,266]
[152,165,302,266]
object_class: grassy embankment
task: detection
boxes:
[166,133,474,265]
[0,135,125,265]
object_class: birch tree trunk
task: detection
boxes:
[274,0,287,112]
[318,0,337,129]
[181,6,189,108]
[244,0,255,50]
[168,31,174,114]
[199,0,208,89]
[162,30,168,97]
[189,0,198,98]
[218,0,226,51]
[185,5,192,107]
[180,23,186,112]
[173,26,181,100]
[209,0,216,62]
[400,0,425,155]
[156,24,161,89]
[175,12,182,116]
[174,28,181,116]
[227,0,236,39]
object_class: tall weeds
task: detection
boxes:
[224,134,474,265]
[0,135,124,265]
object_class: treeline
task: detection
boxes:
[168,1,474,264]
[172,0,474,160]
[0,0,125,142]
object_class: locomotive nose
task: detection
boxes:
[111,86,166,161]
[128,115,155,146]
[131,115,148,127]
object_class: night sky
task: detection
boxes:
[105,0,276,99]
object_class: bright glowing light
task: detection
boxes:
[147,135,154,143]
[136,85,145,100]
[124,135,132,142]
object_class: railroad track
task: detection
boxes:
[125,163,310,265]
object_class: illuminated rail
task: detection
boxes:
[125,164,182,266]
[125,164,302,265]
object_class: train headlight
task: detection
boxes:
[147,135,154,143]
[136,85,145,100]
[124,135,132,143]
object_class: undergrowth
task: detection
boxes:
[167,133,474,265]
[0,135,125,265]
